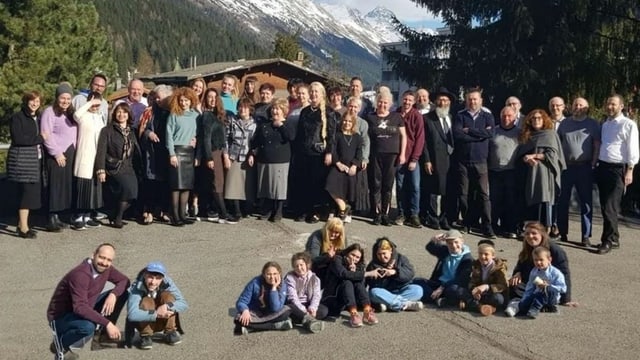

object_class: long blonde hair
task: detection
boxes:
[321,218,345,253]
[310,82,328,147]
[222,74,240,99]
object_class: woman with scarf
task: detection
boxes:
[517,109,565,229]
[95,103,141,228]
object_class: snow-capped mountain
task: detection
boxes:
[193,0,405,58]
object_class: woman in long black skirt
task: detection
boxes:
[96,103,141,228]
[325,112,363,222]
[7,91,44,238]
[40,83,78,232]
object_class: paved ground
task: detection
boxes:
[1,210,639,360]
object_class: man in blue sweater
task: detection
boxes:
[127,262,188,350]
[452,88,496,238]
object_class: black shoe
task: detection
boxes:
[225,215,240,224]
[560,234,569,242]
[503,232,518,239]
[294,214,306,222]
[46,215,62,232]
[439,219,450,230]
[170,220,185,227]
[451,220,465,229]
[597,242,612,254]
[483,231,497,239]
[182,218,195,225]
[381,215,391,226]
[405,215,423,229]
[424,219,440,230]
[53,214,69,229]
[17,228,37,239]
[581,237,591,247]
[394,214,405,226]
[372,214,382,225]
[306,214,320,224]
[611,241,620,249]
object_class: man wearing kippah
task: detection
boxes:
[127,262,188,350]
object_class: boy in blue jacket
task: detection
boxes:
[505,247,566,319]
[416,230,472,307]
[127,262,188,350]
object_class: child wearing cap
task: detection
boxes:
[459,241,508,316]
[127,262,188,350]
[416,230,472,307]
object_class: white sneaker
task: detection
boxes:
[378,303,387,312]
[403,301,424,311]
[344,215,352,223]
[505,302,519,317]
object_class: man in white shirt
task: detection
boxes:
[595,94,639,254]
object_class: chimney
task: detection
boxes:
[293,51,304,66]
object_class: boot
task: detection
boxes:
[54,214,69,229]
[270,200,283,222]
[91,329,121,350]
[46,214,62,232]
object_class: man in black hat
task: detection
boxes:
[420,87,457,230]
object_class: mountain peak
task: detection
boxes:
[365,6,395,19]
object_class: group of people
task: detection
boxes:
[47,243,188,360]
[6,73,638,255]
[233,218,573,335]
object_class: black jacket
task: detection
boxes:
[366,238,416,291]
[321,254,366,300]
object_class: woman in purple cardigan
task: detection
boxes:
[40,83,78,232]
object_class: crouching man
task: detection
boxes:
[127,262,188,350]
[47,243,129,360]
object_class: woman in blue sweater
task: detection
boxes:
[166,87,199,226]
[234,261,292,335]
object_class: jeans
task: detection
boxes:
[414,278,465,305]
[396,163,421,217]
[369,284,423,311]
[557,163,593,238]
[50,290,128,351]
[518,286,560,314]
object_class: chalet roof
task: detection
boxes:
[137,58,330,83]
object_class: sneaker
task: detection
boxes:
[394,214,405,225]
[85,219,102,228]
[479,304,496,316]
[349,312,363,328]
[139,336,153,350]
[405,215,423,229]
[225,216,240,224]
[505,303,518,317]
[363,310,379,325]
[435,297,445,308]
[376,303,388,312]
[92,211,108,221]
[60,350,80,360]
[503,232,518,239]
[403,301,424,311]
[305,319,325,333]
[581,237,592,247]
[273,319,293,330]
[234,324,249,335]
[526,308,540,319]
[206,212,220,222]
[165,331,182,345]
[71,221,87,231]
[344,215,352,223]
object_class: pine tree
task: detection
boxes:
[272,32,303,62]
[0,0,116,141]
[386,0,640,109]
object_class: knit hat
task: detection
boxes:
[145,261,167,277]
[55,82,73,98]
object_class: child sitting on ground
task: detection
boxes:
[234,261,292,335]
[459,240,508,316]
[284,252,327,333]
[505,246,567,319]
[416,230,472,307]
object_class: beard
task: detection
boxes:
[435,107,450,118]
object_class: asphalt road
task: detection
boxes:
[1,211,639,360]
